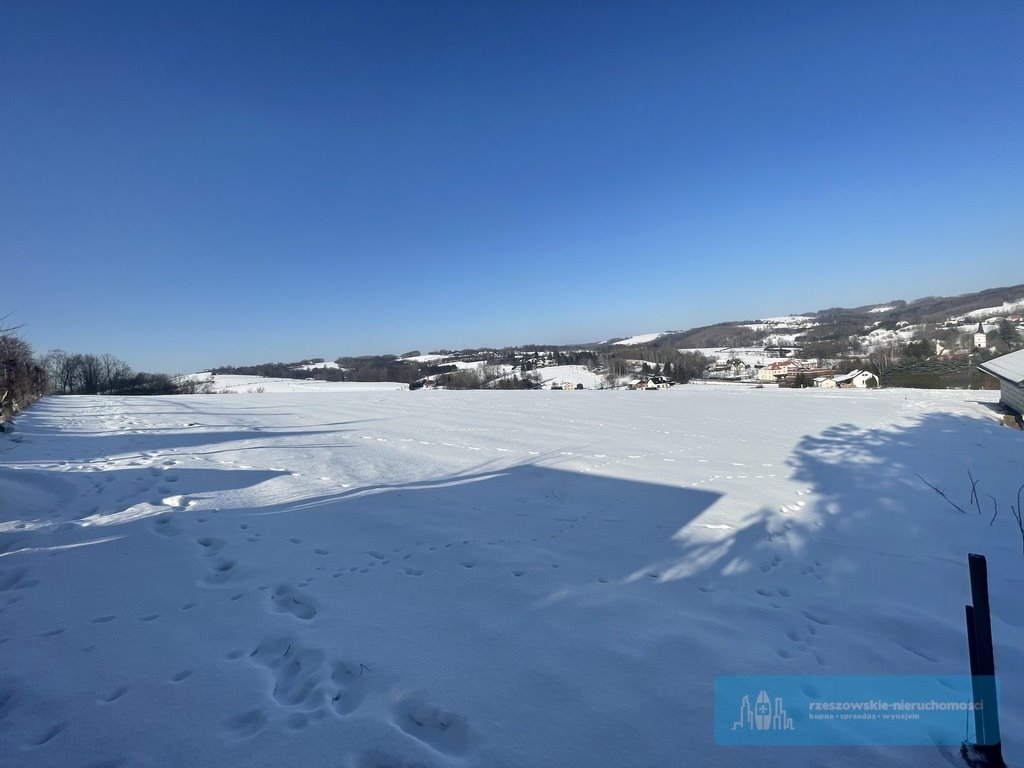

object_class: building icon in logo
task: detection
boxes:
[732,690,795,732]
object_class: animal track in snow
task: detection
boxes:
[204,559,237,586]
[151,516,182,537]
[245,634,372,725]
[393,695,471,756]
[195,537,226,555]
[224,709,267,738]
[270,585,317,620]
[329,661,366,716]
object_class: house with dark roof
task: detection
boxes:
[978,349,1024,416]
[974,322,988,349]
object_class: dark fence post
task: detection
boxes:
[964,604,986,746]
[965,553,1004,766]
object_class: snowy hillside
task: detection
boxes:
[531,364,604,389]
[1,389,1021,768]
[965,298,1024,320]
[292,362,343,371]
[611,332,665,345]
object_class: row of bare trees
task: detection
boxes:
[42,350,133,394]
[42,350,200,396]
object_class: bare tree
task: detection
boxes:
[76,353,104,395]
[867,344,900,379]
[43,349,81,393]
[100,353,132,392]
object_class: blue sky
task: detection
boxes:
[3,1,1023,372]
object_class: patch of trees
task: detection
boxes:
[432,369,484,390]
[1,322,47,421]
[491,371,541,389]
[992,320,1022,353]
[603,348,710,383]
[43,350,201,396]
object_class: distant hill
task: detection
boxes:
[632,284,1024,353]
[206,283,1024,389]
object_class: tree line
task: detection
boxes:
[1,319,47,422]
[43,350,203,396]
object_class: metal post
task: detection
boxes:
[966,553,1003,765]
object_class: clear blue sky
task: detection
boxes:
[3,1,1022,372]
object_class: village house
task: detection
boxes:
[829,369,879,388]
[978,348,1024,417]
[630,376,673,390]
[756,360,803,382]
[779,366,838,386]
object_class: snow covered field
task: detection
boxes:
[1,387,1022,767]
[195,374,407,394]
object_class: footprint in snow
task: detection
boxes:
[224,709,267,739]
[392,695,471,756]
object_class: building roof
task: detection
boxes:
[978,349,1024,385]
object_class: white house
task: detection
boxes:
[974,322,988,349]
[830,369,879,388]
[630,376,672,390]
[978,348,1024,416]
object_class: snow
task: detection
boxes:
[868,305,896,313]
[401,354,449,363]
[751,315,818,327]
[864,326,919,348]
[531,364,604,389]
[1,388,1022,768]
[681,347,791,367]
[965,298,1024,319]
[611,332,665,345]
[196,374,406,393]
[292,362,342,371]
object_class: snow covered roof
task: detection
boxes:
[832,369,874,384]
[978,349,1024,385]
